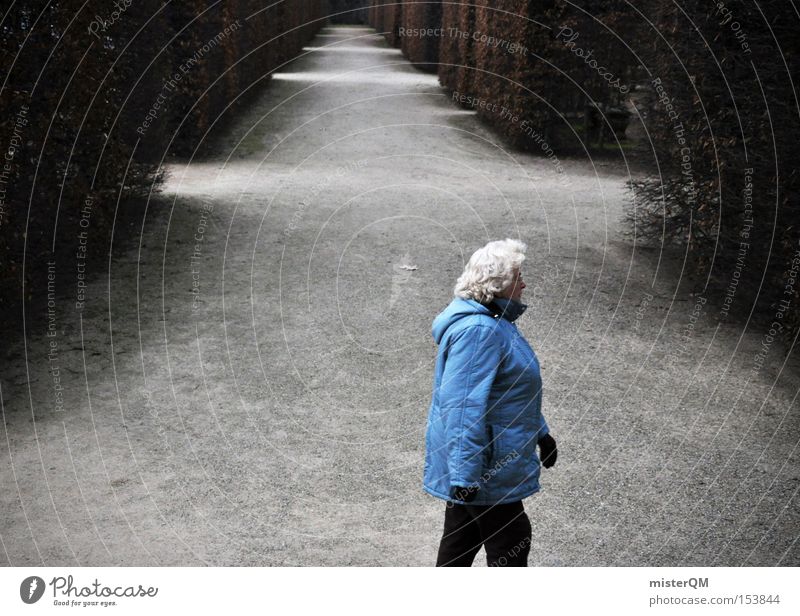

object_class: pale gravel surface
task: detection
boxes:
[1,25,798,567]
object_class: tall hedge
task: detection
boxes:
[329,0,369,24]
[0,1,327,325]
[438,1,477,102]
[383,1,404,47]
[401,0,442,71]
[385,0,800,339]
[0,2,170,314]
[630,0,800,334]
[548,0,638,148]
[367,0,380,28]
[163,0,326,155]
[471,1,548,146]
[469,1,637,150]
[367,1,384,32]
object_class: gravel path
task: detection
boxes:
[2,25,798,566]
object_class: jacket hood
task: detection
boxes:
[432,298,492,344]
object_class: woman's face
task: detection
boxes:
[498,268,526,301]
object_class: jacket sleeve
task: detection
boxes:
[537,410,550,440]
[437,325,504,489]
[534,363,550,440]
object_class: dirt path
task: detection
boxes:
[2,25,798,566]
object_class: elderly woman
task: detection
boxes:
[423,238,557,567]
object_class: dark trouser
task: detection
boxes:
[435,500,532,567]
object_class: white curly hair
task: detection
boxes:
[454,238,527,303]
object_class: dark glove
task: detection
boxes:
[450,485,479,503]
[538,433,557,468]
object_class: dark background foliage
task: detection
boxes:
[0,1,326,330]
[401,0,442,71]
[2,0,798,344]
[365,0,798,342]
